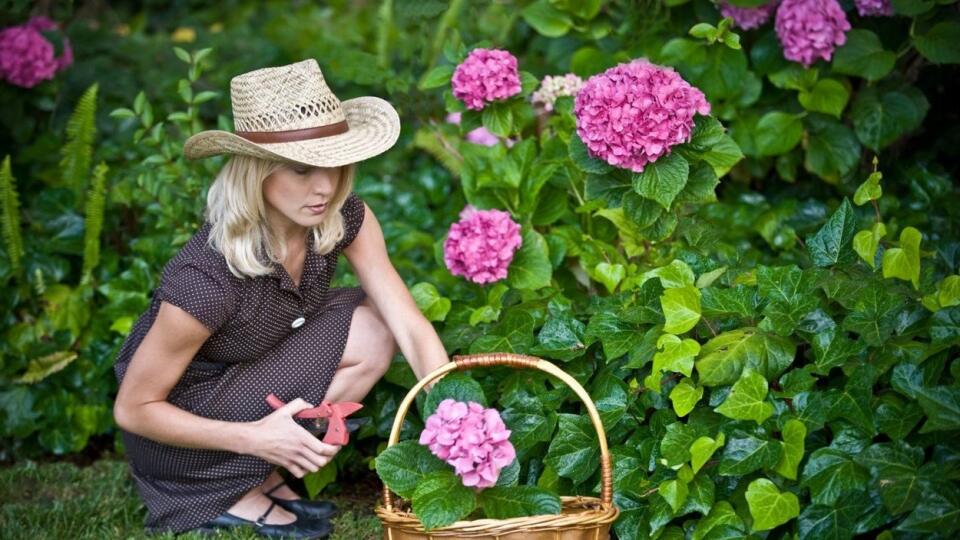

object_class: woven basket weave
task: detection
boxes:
[375,352,620,539]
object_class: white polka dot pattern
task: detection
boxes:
[112,192,366,534]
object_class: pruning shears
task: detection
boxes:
[265,393,363,445]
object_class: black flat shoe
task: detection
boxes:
[264,480,339,521]
[195,500,332,539]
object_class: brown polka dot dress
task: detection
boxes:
[113,192,367,534]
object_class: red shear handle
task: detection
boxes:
[265,393,363,446]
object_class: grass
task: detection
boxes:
[0,459,382,539]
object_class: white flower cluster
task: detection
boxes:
[531,73,585,112]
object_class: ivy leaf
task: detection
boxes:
[701,285,761,318]
[669,378,703,417]
[875,393,923,440]
[477,485,561,519]
[745,478,800,531]
[584,311,640,361]
[696,328,794,386]
[659,478,689,513]
[545,413,600,484]
[653,334,701,378]
[842,286,904,346]
[805,198,857,268]
[930,307,960,347]
[797,496,870,540]
[678,472,715,517]
[719,431,782,476]
[661,285,702,334]
[715,368,774,424]
[853,171,883,205]
[501,408,555,451]
[411,470,477,530]
[692,501,746,540]
[859,441,925,515]
[757,265,818,335]
[896,488,960,535]
[662,421,709,467]
[853,222,886,269]
[643,259,696,289]
[774,419,807,480]
[690,433,726,475]
[916,386,960,433]
[375,440,448,499]
[881,226,922,289]
[633,152,690,210]
[800,448,870,506]
[811,327,866,373]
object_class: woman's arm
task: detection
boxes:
[113,301,336,477]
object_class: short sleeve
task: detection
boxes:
[337,192,366,250]
[159,262,237,333]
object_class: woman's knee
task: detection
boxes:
[344,304,397,375]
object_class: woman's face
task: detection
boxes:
[262,163,341,232]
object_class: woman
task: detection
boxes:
[112,59,451,538]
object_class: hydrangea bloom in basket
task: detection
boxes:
[374,352,618,538]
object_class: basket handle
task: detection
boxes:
[382,352,613,510]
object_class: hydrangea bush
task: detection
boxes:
[0,15,73,88]
[775,0,851,67]
[443,204,522,285]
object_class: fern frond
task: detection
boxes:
[1,155,24,276]
[81,161,109,282]
[60,83,99,207]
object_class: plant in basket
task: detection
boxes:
[375,376,561,530]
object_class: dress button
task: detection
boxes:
[291,317,306,329]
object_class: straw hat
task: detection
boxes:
[183,59,400,168]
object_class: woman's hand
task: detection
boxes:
[246,398,341,478]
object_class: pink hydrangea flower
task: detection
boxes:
[775,0,851,67]
[419,399,516,489]
[451,48,522,111]
[573,59,710,173]
[718,1,780,30]
[445,112,515,148]
[443,205,522,285]
[854,0,893,16]
[0,16,72,88]
[531,73,584,112]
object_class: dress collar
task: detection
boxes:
[269,230,326,295]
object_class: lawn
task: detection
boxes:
[0,459,382,539]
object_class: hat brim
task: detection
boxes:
[182,96,400,168]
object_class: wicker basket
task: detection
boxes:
[375,352,620,539]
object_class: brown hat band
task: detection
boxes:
[235,120,349,144]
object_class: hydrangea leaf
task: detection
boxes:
[669,378,703,417]
[507,228,552,290]
[832,29,896,81]
[718,431,782,476]
[798,79,849,118]
[851,85,929,151]
[375,440,449,499]
[702,134,745,177]
[853,222,886,269]
[569,133,613,174]
[853,171,883,205]
[774,419,807,480]
[913,20,960,64]
[423,372,488,417]
[633,152,690,210]
[805,198,857,268]
[755,111,803,156]
[545,413,600,484]
[410,282,452,322]
[800,448,870,506]
[715,368,774,424]
[477,485,561,519]
[661,285,701,334]
[746,478,800,531]
[882,226,922,289]
[690,432,725,475]
[411,469,477,530]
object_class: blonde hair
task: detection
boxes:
[203,155,357,279]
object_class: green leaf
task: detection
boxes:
[913,21,960,64]
[746,478,800,532]
[693,501,746,540]
[594,262,625,294]
[832,30,896,81]
[702,134,744,177]
[851,85,929,151]
[701,285,760,318]
[897,488,960,535]
[423,372,487,417]
[15,351,77,384]
[798,79,849,118]
[715,368,774,424]
[854,171,883,205]
[481,104,513,138]
[659,478,689,513]
[661,286,702,334]
[755,112,803,156]
[891,0,935,16]
[669,378,703,417]
[800,448,870,506]
[521,0,573,37]
[842,286,904,346]
[648,334,701,391]
[507,228,552,290]
[774,419,806,480]
[806,198,857,267]
[930,307,960,347]
[173,46,191,64]
[803,114,861,183]
[569,134,613,174]
[662,422,709,467]
[375,440,447,499]
[859,442,925,514]
[696,328,763,386]
[545,414,600,484]
[478,485,561,519]
[882,226,922,289]
[811,327,865,373]
[719,431,782,476]
[643,259,696,289]
[419,65,455,90]
[633,153,690,210]
[410,282,452,322]
[411,470,477,530]
[798,497,869,540]
[584,311,640,361]
[690,433,725,475]
[853,222,886,269]
[917,386,960,432]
